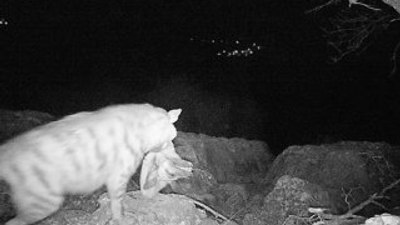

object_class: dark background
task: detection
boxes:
[1,0,400,153]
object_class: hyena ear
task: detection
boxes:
[168,109,182,123]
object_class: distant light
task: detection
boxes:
[0,19,8,25]
[190,35,263,58]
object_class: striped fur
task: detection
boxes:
[0,103,181,225]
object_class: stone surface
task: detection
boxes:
[169,131,273,219]
[262,142,400,214]
[243,175,331,225]
[0,109,55,143]
[174,132,273,184]
[243,175,333,225]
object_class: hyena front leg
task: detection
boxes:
[106,169,133,225]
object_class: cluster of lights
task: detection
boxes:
[189,37,263,58]
[217,42,262,57]
[0,18,8,25]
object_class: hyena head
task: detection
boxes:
[138,105,182,153]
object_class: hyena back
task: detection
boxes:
[0,103,181,225]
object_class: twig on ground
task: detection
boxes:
[307,178,400,225]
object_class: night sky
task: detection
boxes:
[1,0,400,152]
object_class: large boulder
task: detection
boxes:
[251,141,400,223]
[243,175,334,225]
[0,109,55,143]
[168,132,273,218]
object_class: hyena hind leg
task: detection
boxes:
[6,191,64,225]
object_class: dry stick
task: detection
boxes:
[176,194,230,222]
[313,178,400,222]
[191,199,231,222]
[344,178,400,217]
[305,0,341,14]
[389,40,400,77]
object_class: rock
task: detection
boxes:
[174,132,273,184]
[164,132,273,221]
[0,109,55,142]
[243,175,333,225]
[92,192,209,225]
[263,142,400,214]
[211,183,249,218]
[365,213,400,225]
[169,132,273,215]
[34,192,213,225]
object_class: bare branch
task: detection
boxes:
[306,0,399,71]
[348,0,381,11]
[389,39,400,77]
[305,0,342,14]
[305,178,400,225]
[381,177,400,194]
